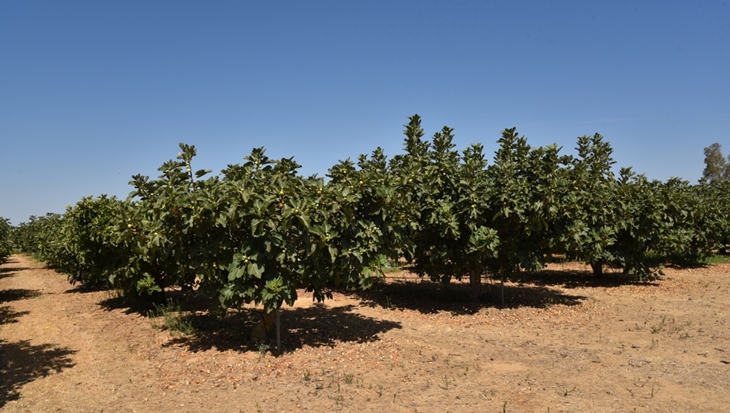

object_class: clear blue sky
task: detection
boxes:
[1,1,728,225]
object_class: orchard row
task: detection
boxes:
[6,115,730,313]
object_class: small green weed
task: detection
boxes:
[650,316,668,334]
[650,382,662,398]
[147,298,194,335]
[257,341,270,357]
[558,385,577,397]
[329,394,345,404]
[704,254,730,264]
[650,337,659,349]
[439,375,452,390]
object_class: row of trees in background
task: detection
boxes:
[0,217,13,263]
[7,116,730,316]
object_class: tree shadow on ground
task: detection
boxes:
[0,267,31,275]
[164,303,402,354]
[0,306,30,325]
[0,339,76,408]
[64,283,113,294]
[97,289,211,316]
[509,269,661,289]
[0,256,32,273]
[346,277,587,315]
[97,295,145,315]
[0,289,41,304]
[0,266,32,281]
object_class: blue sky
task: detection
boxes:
[1,1,728,225]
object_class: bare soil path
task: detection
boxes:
[1,254,729,413]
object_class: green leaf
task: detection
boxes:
[247,262,264,278]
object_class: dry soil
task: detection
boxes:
[1,254,729,413]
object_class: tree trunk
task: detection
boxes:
[500,276,505,306]
[275,308,281,355]
[468,268,482,303]
[590,262,603,277]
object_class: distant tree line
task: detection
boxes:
[0,217,13,263]
[702,142,730,184]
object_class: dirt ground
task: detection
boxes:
[1,254,729,413]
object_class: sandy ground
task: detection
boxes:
[1,254,729,413]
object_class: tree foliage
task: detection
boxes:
[392,115,498,301]
[0,217,13,263]
[552,134,616,276]
[486,128,568,280]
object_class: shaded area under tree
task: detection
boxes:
[0,288,41,304]
[0,340,76,408]
[0,306,29,325]
[347,277,587,315]
[507,269,661,289]
[164,303,402,354]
